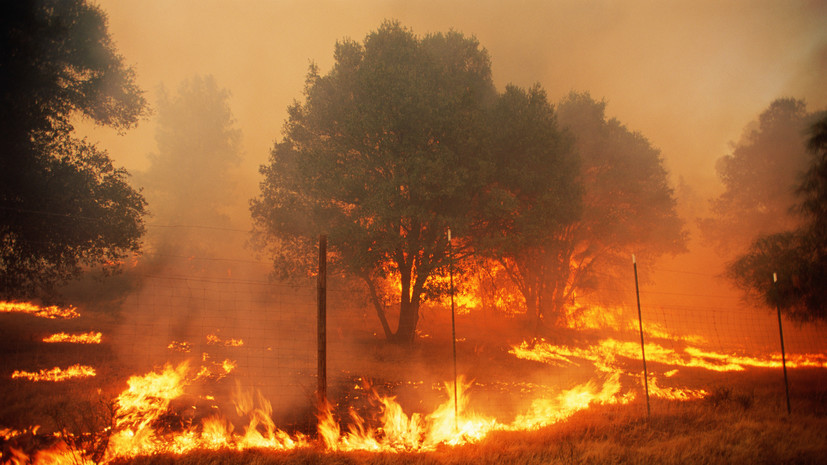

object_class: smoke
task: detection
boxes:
[62,0,827,422]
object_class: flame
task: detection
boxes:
[206,333,244,347]
[319,377,497,452]
[11,364,96,382]
[0,301,79,319]
[102,362,308,461]
[509,338,827,373]
[42,332,102,344]
[167,340,192,352]
[508,373,632,430]
[647,376,707,400]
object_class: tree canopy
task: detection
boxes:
[729,112,827,322]
[701,98,819,254]
[251,22,496,343]
[541,92,686,324]
[0,0,147,300]
[470,85,581,327]
[140,75,242,256]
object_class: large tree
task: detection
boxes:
[471,85,582,327]
[140,75,242,255]
[0,0,148,300]
[539,92,686,325]
[728,113,827,322]
[700,98,820,255]
[251,22,496,344]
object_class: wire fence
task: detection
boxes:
[2,246,826,433]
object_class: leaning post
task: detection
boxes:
[773,272,791,415]
[633,254,651,417]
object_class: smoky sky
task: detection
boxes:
[79,0,826,205]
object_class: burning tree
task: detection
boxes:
[251,22,496,343]
[470,85,582,327]
[478,92,686,326]
[0,0,148,300]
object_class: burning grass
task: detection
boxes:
[103,387,827,465]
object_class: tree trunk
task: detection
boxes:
[394,298,420,344]
[363,275,393,340]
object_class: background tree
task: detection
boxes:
[0,0,147,300]
[545,92,686,324]
[139,75,242,256]
[729,113,827,322]
[700,98,820,255]
[471,84,581,328]
[251,22,496,344]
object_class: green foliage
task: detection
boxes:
[0,0,148,300]
[251,21,496,343]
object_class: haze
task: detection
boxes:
[81,0,826,198]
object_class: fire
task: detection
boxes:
[103,362,308,461]
[167,340,192,352]
[509,338,827,373]
[206,333,244,347]
[11,364,96,382]
[0,301,79,319]
[318,377,498,452]
[42,332,102,344]
[508,373,632,430]
[647,376,708,400]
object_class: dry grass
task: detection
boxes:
[113,388,827,465]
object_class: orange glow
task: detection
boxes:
[11,364,96,382]
[167,340,192,352]
[206,333,244,347]
[42,332,102,344]
[0,301,79,319]
[510,338,827,373]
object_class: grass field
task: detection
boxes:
[2,303,826,465]
[114,385,827,465]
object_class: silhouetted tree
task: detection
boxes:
[251,22,496,343]
[700,98,820,255]
[140,75,242,255]
[0,0,147,300]
[471,85,581,327]
[546,92,686,325]
[729,113,827,322]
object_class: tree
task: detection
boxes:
[471,85,582,327]
[140,75,242,255]
[0,0,148,300]
[539,92,686,325]
[700,98,819,254]
[251,22,496,344]
[729,113,827,322]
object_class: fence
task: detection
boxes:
[2,242,826,436]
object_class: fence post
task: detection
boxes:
[773,272,791,414]
[317,235,327,409]
[633,254,650,417]
[448,228,458,432]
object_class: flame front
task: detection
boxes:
[42,332,102,344]
[0,301,79,319]
[11,364,96,382]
